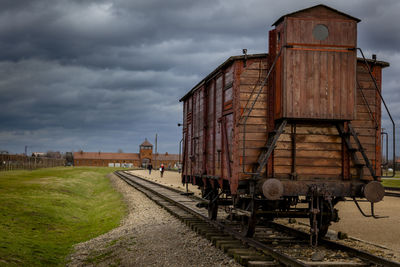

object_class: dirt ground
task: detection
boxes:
[129,170,400,253]
[330,197,400,251]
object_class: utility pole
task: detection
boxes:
[155,133,158,168]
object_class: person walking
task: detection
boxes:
[147,163,153,175]
[160,163,165,178]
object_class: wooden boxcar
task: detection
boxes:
[180,4,392,240]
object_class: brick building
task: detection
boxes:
[73,139,180,169]
[73,151,139,167]
[153,152,180,169]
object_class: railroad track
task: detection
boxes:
[115,171,400,267]
[385,187,400,197]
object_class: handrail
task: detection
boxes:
[355,48,396,177]
[381,131,389,167]
[240,45,285,174]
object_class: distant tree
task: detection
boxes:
[46,151,62,159]
[117,149,123,153]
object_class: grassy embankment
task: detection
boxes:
[0,167,127,266]
[382,178,400,188]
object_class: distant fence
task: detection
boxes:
[0,154,65,171]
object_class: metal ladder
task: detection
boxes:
[336,122,377,180]
[253,120,287,179]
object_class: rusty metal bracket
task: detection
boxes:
[352,197,388,219]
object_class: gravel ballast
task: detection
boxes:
[67,173,240,267]
[129,170,400,252]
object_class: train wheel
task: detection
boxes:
[309,198,331,242]
[208,189,218,220]
[318,205,331,238]
[240,199,257,237]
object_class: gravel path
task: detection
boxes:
[67,173,240,267]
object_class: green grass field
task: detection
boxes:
[0,167,127,266]
[382,178,400,188]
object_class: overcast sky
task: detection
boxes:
[0,0,399,155]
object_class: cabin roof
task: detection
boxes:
[272,4,361,26]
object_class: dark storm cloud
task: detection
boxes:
[0,0,400,154]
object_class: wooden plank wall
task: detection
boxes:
[279,9,357,121]
[183,57,382,185]
[351,62,382,180]
[206,81,215,177]
[215,75,223,177]
[272,62,382,181]
[222,65,234,181]
[183,63,235,180]
[235,59,269,178]
[192,88,204,175]
[285,17,357,47]
[274,124,344,180]
[283,49,356,120]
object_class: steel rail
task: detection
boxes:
[115,171,400,267]
[385,192,400,197]
[385,186,400,192]
[269,222,400,267]
[384,187,400,197]
[115,171,307,267]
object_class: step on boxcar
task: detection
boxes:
[179,4,395,244]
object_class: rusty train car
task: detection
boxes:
[179,5,394,241]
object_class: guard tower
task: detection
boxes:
[139,139,153,167]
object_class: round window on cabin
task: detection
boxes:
[312,24,329,41]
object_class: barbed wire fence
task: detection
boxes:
[0,154,65,171]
